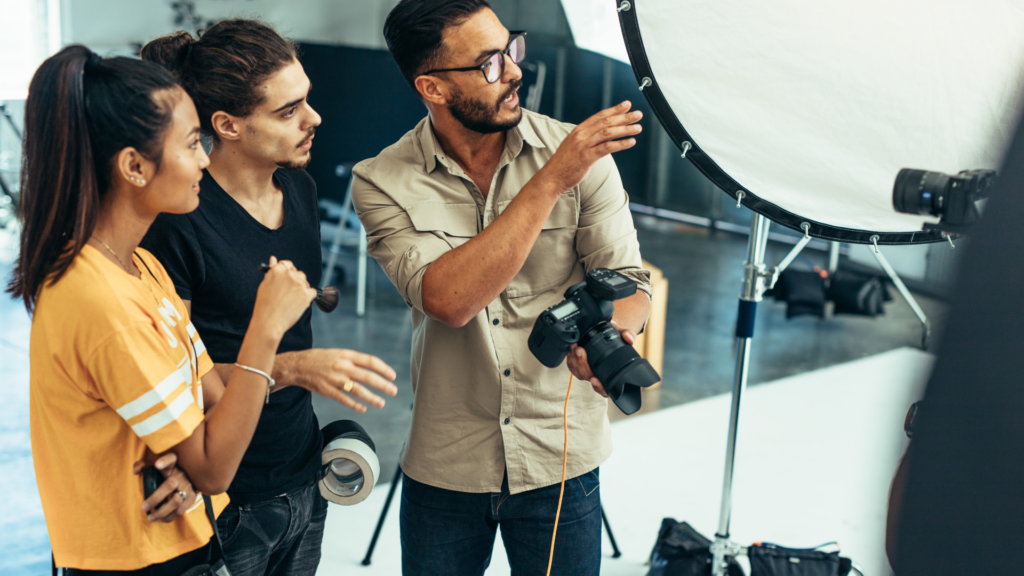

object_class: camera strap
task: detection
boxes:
[202,494,231,576]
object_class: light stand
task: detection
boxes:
[710,213,772,576]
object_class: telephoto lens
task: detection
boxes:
[893,169,949,217]
[319,420,379,506]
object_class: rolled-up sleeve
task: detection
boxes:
[575,155,652,298]
[351,173,453,315]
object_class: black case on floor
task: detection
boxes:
[646,518,743,576]
[748,543,854,576]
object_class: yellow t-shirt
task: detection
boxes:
[30,245,229,571]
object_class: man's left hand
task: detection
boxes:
[566,321,637,398]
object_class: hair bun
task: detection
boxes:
[139,31,196,75]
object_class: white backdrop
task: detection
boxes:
[567,0,1024,236]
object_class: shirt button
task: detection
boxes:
[504,369,511,376]
[493,318,500,325]
[504,418,510,425]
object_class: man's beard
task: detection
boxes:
[277,128,315,170]
[448,79,523,134]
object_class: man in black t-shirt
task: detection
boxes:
[141,21,398,576]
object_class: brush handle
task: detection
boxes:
[258,262,339,313]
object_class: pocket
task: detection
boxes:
[406,202,478,249]
[574,469,600,498]
[501,193,579,297]
[215,504,245,547]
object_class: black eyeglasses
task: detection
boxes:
[425,31,526,84]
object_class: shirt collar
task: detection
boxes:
[419,112,547,174]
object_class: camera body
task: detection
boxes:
[893,168,996,229]
[528,268,660,415]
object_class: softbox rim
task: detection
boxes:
[616,0,946,246]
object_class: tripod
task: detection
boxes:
[361,464,624,565]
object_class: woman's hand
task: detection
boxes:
[134,452,197,523]
[251,256,318,340]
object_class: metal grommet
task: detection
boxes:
[680,141,692,158]
[617,0,631,12]
[735,191,746,208]
[639,77,652,91]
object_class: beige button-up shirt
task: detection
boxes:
[352,109,651,494]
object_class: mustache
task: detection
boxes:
[297,127,316,148]
[496,79,523,110]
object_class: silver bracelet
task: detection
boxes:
[234,363,275,404]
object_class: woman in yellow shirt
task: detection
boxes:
[8,46,317,574]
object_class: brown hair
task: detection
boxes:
[7,46,178,312]
[141,19,298,138]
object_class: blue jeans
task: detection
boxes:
[215,479,328,576]
[400,468,602,576]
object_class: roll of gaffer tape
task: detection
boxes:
[319,420,379,505]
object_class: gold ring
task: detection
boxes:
[343,380,354,393]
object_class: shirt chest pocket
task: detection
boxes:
[406,202,479,250]
[499,193,579,298]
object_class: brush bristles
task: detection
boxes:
[315,286,341,313]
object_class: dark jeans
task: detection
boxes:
[400,468,603,576]
[215,479,328,576]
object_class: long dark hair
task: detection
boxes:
[141,19,297,138]
[6,45,178,312]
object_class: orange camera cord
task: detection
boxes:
[545,373,574,576]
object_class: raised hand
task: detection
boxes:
[540,101,642,194]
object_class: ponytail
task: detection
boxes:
[6,45,178,312]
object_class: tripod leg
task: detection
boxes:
[361,464,404,566]
[600,505,622,558]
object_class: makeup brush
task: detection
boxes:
[258,263,340,313]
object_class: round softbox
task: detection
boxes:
[615,0,1024,243]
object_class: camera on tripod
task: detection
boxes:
[528,268,661,415]
[892,168,996,233]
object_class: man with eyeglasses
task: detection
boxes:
[354,1,651,573]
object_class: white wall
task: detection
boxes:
[68,0,400,55]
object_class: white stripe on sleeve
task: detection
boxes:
[130,384,196,438]
[115,358,192,421]
[187,323,207,357]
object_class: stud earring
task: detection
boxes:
[140,179,146,185]
[129,176,136,182]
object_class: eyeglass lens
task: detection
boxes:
[484,35,527,83]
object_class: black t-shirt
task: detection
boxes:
[141,168,322,504]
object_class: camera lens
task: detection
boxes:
[581,323,661,415]
[322,457,364,497]
[893,168,948,217]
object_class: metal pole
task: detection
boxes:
[357,225,368,317]
[870,236,930,349]
[361,464,403,566]
[600,506,623,559]
[711,213,772,576]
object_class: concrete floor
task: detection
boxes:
[311,214,946,486]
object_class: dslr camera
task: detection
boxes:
[528,268,660,415]
[892,168,996,231]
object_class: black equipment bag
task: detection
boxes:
[647,519,743,576]
[748,543,854,576]
[826,270,891,317]
[771,270,827,319]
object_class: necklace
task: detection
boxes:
[95,237,164,306]
[96,238,133,274]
